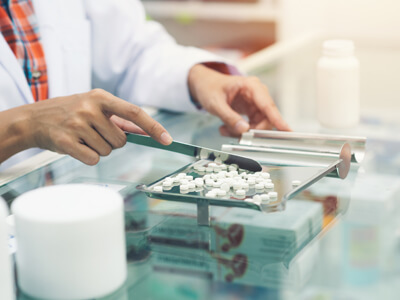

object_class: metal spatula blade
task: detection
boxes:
[126,133,262,172]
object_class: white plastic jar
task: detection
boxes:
[0,197,14,300]
[316,40,360,128]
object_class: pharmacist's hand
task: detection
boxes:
[24,89,172,165]
[188,64,291,136]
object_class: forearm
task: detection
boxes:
[0,106,32,164]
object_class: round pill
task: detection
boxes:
[229,171,238,177]
[154,186,163,192]
[180,185,189,191]
[220,164,227,170]
[242,182,249,190]
[233,182,242,190]
[206,191,216,198]
[213,166,222,173]
[256,177,264,183]
[217,190,227,197]
[180,179,189,185]
[163,181,172,187]
[173,177,181,183]
[228,166,237,172]
[224,177,234,184]
[185,176,193,181]
[200,149,210,159]
[261,172,270,179]
[203,174,211,181]
[217,173,226,179]
[268,192,278,199]
[252,195,261,203]
[213,181,222,188]
[236,189,246,196]
[177,173,186,178]
[188,182,196,189]
[214,157,222,164]
[195,181,204,187]
[219,153,229,161]
[205,179,214,186]
[255,183,264,190]
[247,178,256,185]
[244,198,253,203]
[206,167,213,173]
[264,182,274,190]
[292,180,301,187]
[220,182,230,192]
[260,194,270,201]
[208,163,217,168]
[211,174,218,180]
[197,166,206,172]
[240,172,247,178]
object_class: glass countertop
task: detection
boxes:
[2,35,400,300]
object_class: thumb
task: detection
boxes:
[214,101,249,136]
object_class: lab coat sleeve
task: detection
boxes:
[84,0,231,112]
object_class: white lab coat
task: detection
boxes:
[0,0,224,170]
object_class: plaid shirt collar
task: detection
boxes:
[0,0,48,101]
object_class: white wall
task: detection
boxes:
[279,0,400,42]
[323,0,400,42]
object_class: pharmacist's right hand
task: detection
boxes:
[24,89,173,165]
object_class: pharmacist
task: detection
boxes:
[0,0,290,170]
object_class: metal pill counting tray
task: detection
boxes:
[138,130,365,226]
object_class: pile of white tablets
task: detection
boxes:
[151,160,282,206]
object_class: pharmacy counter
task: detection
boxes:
[2,35,400,300]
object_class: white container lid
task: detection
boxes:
[322,39,355,57]
[12,184,127,300]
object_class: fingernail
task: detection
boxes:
[160,132,173,145]
[235,120,250,133]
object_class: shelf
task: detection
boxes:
[142,1,278,22]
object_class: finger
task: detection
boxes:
[219,124,241,137]
[79,126,113,157]
[92,116,127,149]
[253,118,273,130]
[99,94,172,145]
[66,142,100,166]
[110,115,147,135]
[247,84,291,131]
[213,100,250,135]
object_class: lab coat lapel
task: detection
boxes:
[32,0,91,98]
[0,34,34,104]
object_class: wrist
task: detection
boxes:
[188,64,229,109]
[188,64,207,108]
[0,105,33,163]
[13,105,34,149]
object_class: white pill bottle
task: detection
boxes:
[316,40,360,128]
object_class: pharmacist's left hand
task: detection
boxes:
[188,64,291,137]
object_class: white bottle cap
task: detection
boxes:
[0,197,15,300]
[11,184,127,300]
[322,40,354,57]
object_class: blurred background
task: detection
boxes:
[141,0,400,61]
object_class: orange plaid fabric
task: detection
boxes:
[0,0,48,101]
